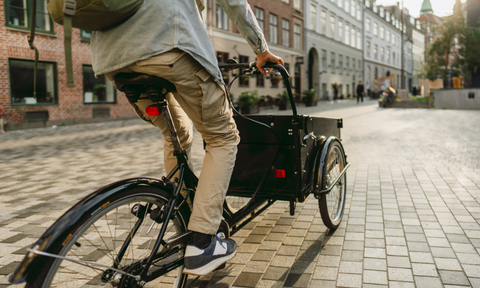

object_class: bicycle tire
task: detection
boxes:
[26,186,190,288]
[318,139,347,230]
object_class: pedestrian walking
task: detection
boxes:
[356,81,364,103]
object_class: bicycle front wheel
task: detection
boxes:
[27,186,190,288]
[318,139,347,230]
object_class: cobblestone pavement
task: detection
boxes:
[1,99,480,287]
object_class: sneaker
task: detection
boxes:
[183,232,236,275]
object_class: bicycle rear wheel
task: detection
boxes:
[318,139,347,230]
[27,187,190,288]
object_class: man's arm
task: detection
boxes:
[216,0,283,75]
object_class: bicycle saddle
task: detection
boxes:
[114,73,176,93]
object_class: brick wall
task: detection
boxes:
[0,3,135,129]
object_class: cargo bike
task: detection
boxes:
[10,62,350,287]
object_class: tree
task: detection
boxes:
[453,25,480,87]
[420,13,464,86]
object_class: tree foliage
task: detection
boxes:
[420,12,480,87]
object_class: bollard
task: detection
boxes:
[0,105,4,133]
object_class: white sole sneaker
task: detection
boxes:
[182,250,236,276]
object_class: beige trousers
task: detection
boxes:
[105,50,240,235]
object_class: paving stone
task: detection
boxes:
[439,270,470,286]
[283,273,312,287]
[363,270,388,285]
[232,272,262,287]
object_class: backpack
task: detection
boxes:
[27,0,205,92]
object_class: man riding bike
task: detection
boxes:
[90,0,283,276]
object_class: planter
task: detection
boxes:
[241,106,251,114]
[305,97,313,107]
[279,102,287,110]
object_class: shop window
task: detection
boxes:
[9,59,57,105]
[83,65,116,104]
[5,0,54,33]
[238,55,249,87]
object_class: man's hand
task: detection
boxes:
[256,49,284,76]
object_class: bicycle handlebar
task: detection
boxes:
[218,62,298,119]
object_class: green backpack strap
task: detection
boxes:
[27,0,39,98]
[63,0,76,87]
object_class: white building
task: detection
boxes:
[364,2,402,95]
[305,0,363,99]
[412,20,425,93]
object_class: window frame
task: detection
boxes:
[330,14,335,39]
[282,18,290,47]
[82,65,117,105]
[8,58,58,107]
[254,7,264,33]
[294,23,301,50]
[310,5,316,31]
[269,13,278,44]
[5,0,54,34]
[216,4,229,30]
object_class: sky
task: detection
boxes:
[375,0,458,18]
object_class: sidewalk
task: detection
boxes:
[1,99,479,287]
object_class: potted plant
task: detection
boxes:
[270,74,282,87]
[277,90,289,110]
[303,89,317,107]
[238,90,259,114]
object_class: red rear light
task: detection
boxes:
[276,170,286,178]
[145,105,161,116]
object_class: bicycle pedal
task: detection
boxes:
[214,263,226,271]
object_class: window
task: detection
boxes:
[239,55,249,87]
[294,24,301,50]
[321,10,327,35]
[345,0,350,13]
[344,24,349,46]
[366,18,371,33]
[217,51,229,81]
[357,30,361,49]
[392,34,396,45]
[310,5,316,31]
[81,30,92,41]
[9,59,57,105]
[374,22,378,36]
[366,41,371,57]
[338,20,343,42]
[386,30,390,42]
[282,0,289,3]
[346,57,350,75]
[393,52,396,65]
[330,15,335,38]
[269,14,278,43]
[381,47,384,61]
[338,0,343,9]
[380,26,384,39]
[322,49,327,72]
[358,60,361,72]
[254,7,264,33]
[357,1,361,20]
[339,55,343,75]
[331,52,335,74]
[351,27,356,48]
[294,0,301,10]
[83,65,115,104]
[374,44,378,59]
[386,49,391,63]
[216,4,228,30]
[351,0,355,17]
[282,19,290,46]
[352,58,356,71]
[256,74,265,87]
[6,0,53,32]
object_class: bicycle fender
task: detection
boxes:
[302,135,326,191]
[313,137,345,196]
[9,177,173,284]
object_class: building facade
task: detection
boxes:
[305,0,363,99]
[363,2,402,94]
[0,2,135,131]
[206,0,305,101]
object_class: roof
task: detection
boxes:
[420,0,434,15]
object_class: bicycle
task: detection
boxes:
[9,62,349,287]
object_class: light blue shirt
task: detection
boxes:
[91,0,268,84]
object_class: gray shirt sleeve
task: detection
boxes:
[216,0,268,55]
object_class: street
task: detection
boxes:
[1,99,480,287]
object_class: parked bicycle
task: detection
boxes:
[10,62,349,287]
